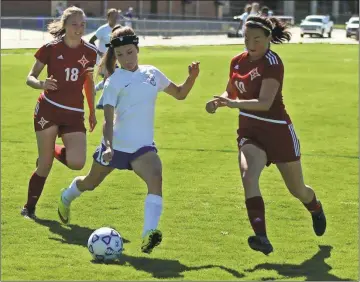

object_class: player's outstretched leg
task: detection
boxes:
[240,144,274,255]
[22,126,58,220]
[58,160,113,224]
[131,150,163,254]
[276,161,326,237]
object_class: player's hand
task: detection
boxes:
[205,99,220,114]
[213,95,239,108]
[89,112,97,132]
[188,61,200,79]
[102,147,114,163]
[42,75,57,91]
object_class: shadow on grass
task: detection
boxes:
[35,218,130,247]
[95,253,245,279]
[245,245,354,281]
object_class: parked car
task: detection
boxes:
[345,16,359,38]
[300,15,334,38]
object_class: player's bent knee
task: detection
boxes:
[66,158,86,170]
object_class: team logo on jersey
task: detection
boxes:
[37,117,49,129]
[78,55,89,68]
[249,67,261,81]
[146,74,156,86]
[234,65,239,70]
[57,55,64,60]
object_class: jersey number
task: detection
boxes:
[95,145,110,166]
[235,81,246,94]
[65,68,79,81]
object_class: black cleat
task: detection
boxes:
[141,229,162,254]
[248,235,274,255]
[21,206,37,220]
[311,201,326,236]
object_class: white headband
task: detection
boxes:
[246,21,272,33]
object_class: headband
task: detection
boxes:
[246,20,273,33]
[105,35,139,48]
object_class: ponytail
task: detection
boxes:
[246,16,292,44]
[98,47,117,78]
[47,20,66,39]
[269,17,291,44]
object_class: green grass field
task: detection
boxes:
[1,44,358,281]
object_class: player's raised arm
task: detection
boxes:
[163,61,200,100]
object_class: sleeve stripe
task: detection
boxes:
[84,42,98,54]
[265,51,279,65]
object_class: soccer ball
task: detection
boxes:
[87,227,123,262]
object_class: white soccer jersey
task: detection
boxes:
[102,65,172,153]
[95,23,112,54]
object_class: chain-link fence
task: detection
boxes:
[1,17,244,40]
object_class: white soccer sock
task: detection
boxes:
[95,80,105,92]
[62,177,83,207]
[142,194,163,237]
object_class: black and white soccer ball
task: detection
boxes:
[87,227,123,262]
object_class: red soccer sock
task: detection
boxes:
[24,172,47,211]
[245,196,267,237]
[54,144,67,166]
[303,193,321,213]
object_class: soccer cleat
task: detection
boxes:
[248,235,274,255]
[311,201,326,236]
[21,206,37,220]
[58,189,70,225]
[141,229,162,254]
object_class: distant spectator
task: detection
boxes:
[55,2,65,17]
[125,7,134,28]
[260,6,270,17]
[250,2,260,16]
[238,4,252,36]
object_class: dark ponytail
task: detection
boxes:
[269,17,291,44]
[98,47,117,78]
[245,16,292,44]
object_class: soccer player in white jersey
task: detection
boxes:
[89,8,119,107]
[58,26,200,254]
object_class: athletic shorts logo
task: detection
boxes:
[239,137,248,147]
[38,117,49,129]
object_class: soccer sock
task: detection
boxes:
[142,194,163,237]
[54,144,67,166]
[95,80,105,92]
[25,172,47,211]
[62,177,83,207]
[303,193,321,213]
[245,196,267,237]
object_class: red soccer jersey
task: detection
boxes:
[228,49,291,122]
[35,38,97,110]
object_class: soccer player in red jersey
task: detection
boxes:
[206,16,326,255]
[21,6,98,219]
